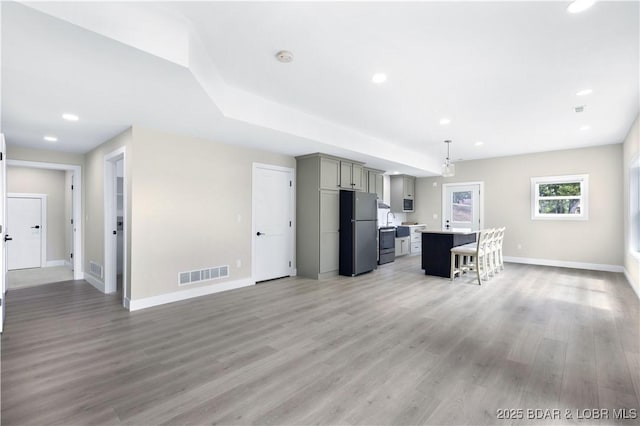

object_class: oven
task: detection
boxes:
[403,199,414,212]
[378,227,396,265]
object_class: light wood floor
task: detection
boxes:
[1,256,639,425]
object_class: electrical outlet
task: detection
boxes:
[433,213,438,220]
[517,244,522,250]
[432,181,438,187]
[237,214,242,223]
[236,259,242,268]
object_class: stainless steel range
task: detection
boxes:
[378,226,395,265]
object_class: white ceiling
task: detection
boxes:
[2,1,638,176]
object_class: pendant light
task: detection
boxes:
[442,139,455,177]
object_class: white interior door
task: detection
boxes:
[1,135,7,333]
[253,164,294,282]
[443,183,482,232]
[8,197,43,270]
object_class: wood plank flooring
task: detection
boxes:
[1,256,638,425]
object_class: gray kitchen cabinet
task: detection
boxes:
[340,160,365,191]
[403,176,415,199]
[320,157,340,190]
[365,168,385,199]
[297,153,384,279]
[319,190,339,273]
[395,236,410,257]
[390,174,416,212]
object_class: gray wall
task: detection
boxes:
[7,166,67,262]
[408,143,623,267]
[128,126,296,300]
[84,128,132,297]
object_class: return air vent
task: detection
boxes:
[89,261,103,278]
[179,265,229,286]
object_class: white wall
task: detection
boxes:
[7,166,67,263]
[408,143,623,269]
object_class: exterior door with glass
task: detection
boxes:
[442,183,482,232]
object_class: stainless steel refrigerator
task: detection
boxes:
[339,190,378,276]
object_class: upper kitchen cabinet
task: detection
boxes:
[340,161,364,191]
[365,168,385,200]
[403,176,415,199]
[320,157,340,190]
[390,174,416,212]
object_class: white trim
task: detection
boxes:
[623,268,640,300]
[128,278,254,311]
[504,256,623,273]
[123,297,131,310]
[441,181,484,231]
[7,160,83,280]
[530,174,589,220]
[45,260,67,267]
[83,272,105,293]
[103,147,128,306]
[7,193,47,268]
[251,163,295,283]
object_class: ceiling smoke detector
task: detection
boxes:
[275,50,294,63]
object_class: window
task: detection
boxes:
[531,174,589,220]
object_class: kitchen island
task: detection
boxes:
[421,230,477,278]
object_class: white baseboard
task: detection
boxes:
[83,273,105,293]
[128,277,254,311]
[45,260,67,267]
[504,256,624,273]
[123,297,131,310]
[623,268,640,300]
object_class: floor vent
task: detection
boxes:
[179,265,229,286]
[89,261,103,278]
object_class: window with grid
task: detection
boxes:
[531,174,589,220]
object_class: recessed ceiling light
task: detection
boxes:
[576,89,593,96]
[62,113,79,121]
[44,136,58,142]
[372,73,387,84]
[580,125,591,131]
[392,171,400,175]
[567,0,595,14]
[439,118,451,125]
[474,141,484,146]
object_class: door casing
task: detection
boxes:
[442,181,485,231]
[251,163,295,283]
[7,193,46,269]
[6,160,82,279]
[104,147,127,307]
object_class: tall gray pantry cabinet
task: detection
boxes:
[296,154,383,279]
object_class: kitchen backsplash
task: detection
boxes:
[377,209,406,227]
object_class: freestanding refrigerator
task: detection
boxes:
[339,190,378,276]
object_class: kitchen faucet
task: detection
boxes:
[386,211,395,227]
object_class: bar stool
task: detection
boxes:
[450,229,493,285]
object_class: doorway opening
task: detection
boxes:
[5,160,83,289]
[104,147,127,307]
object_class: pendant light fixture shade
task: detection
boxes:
[442,140,455,177]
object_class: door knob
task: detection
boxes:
[31,225,40,229]
[4,235,12,241]
[256,232,264,236]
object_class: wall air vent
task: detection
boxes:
[178,265,230,286]
[574,105,585,113]
[89,261,103,278]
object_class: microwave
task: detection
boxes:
[403,199,414,212]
